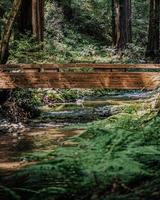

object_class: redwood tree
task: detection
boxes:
[146,0,160,58]
[18,0,44,42]
[112,0,132,50]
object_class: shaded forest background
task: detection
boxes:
[0,0,159,64]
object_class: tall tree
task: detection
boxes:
[0,4,5,40]
[18,0,44,42]
[112,0,132,50]
[146,0,160,59]
[17,0,32,34]
[0,0,22,64]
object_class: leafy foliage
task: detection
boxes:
[0,0,11,38]
[1,89,41,122]
[3,107,160,200]
[7,0,149,63]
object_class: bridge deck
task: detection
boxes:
[0,64,159,89]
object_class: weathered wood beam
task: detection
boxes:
[0,64,160,70]
[0,72,159,89]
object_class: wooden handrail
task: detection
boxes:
[0,63,160,70]
[0,63,159,89]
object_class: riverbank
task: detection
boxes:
[0,95,123,172]
[0,91,159,200]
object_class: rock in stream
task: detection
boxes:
[39,105,120,123]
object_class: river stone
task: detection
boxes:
[40,105,120,123]
[0,120,26,134]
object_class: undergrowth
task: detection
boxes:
[1,104,160,200]
[0,89,41,122]
[8,1,147,64]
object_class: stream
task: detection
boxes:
[0,91,153,172]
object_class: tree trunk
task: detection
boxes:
[112,0,132,50]
[32,0,44,42]
[17,0,32,34]
[18,0,44,42]
[0,0,22,64]
[146,0,160,59]
[112,0,116,44]
[0,6,5,40]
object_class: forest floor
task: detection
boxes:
[0,126,85,172]
[0,90,160,200]
[0,97,115,172]
[0,93,146,172]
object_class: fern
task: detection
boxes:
[3,111,160,200]
[0,186,20,200]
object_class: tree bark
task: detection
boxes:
[0,0,22,64]
[18,0,44,42]
[112,0,132,50]
[112,0,116,44]
[146,0,160,59]
[0,5,5,40]
[17,0,32,34]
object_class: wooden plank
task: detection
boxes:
[0,63,160,71]
[0,72,159,89]
[61,63,160,69]
[0,72,159,80]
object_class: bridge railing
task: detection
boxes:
[0,63,160,89]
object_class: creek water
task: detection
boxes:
[0,91,152,171]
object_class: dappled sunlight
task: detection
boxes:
[0,123,85,171]
[0,0,160,199]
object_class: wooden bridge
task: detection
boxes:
[0,63,160,89]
